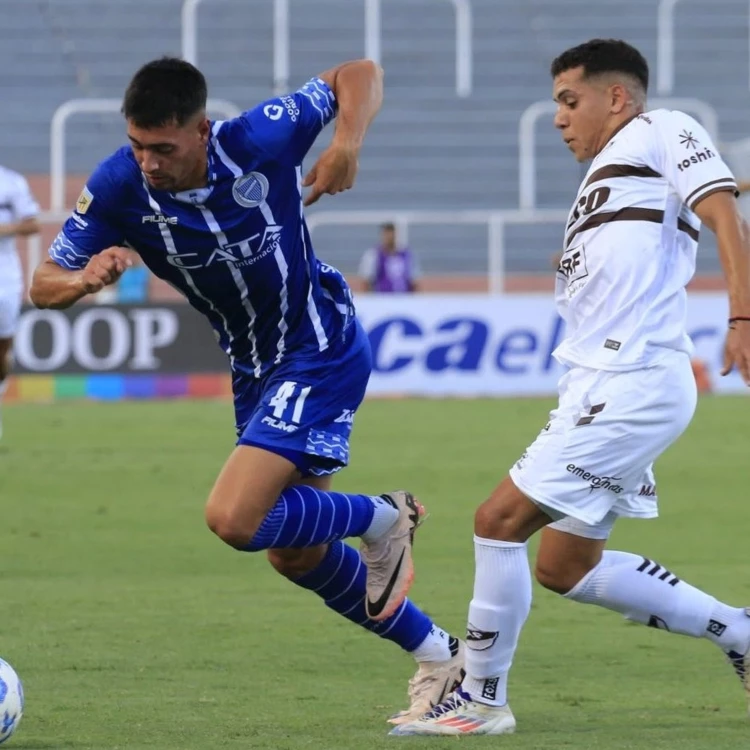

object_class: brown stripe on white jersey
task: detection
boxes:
[686,178,738,210]
[566,208,664,248]
[677,218,700,242]
[583,163,661,191]
[566,207,700,248]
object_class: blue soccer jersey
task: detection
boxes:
[49,77,370,475]
[50,78,355,380]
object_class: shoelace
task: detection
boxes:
[727,650,747,681]
[421,689,470,720]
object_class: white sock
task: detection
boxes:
[462,536,532,707]
[411,625,459,663]
[566,550,750,653]
[360,495,400,544]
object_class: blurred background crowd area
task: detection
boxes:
[5,0,750,301]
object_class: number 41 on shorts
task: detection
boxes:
[269,380,312,424]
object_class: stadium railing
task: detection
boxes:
[305,208,569,293]
[656,0,750,94]
[181,0,473,98]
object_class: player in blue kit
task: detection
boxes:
[29,57,463,722]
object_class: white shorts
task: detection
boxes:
[509,350,697,531]
[0,282,22,339]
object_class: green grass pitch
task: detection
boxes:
[1,396,750,749]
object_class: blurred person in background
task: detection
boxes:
[358,222,421,292]
[0,165,40,438]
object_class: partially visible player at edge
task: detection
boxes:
[0,165,40,439]
[28,57,463,723]
[393,39,750,736]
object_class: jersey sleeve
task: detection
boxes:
[10,174,40,220]
[238,77,338,165]
[653,111,738,211]
[48,162,125,271]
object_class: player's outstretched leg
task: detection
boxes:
[534,519,750,713]
[205,446,425,623]
[271,541,465,723]
[391,477,546,736]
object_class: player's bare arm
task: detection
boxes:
[693,190,750,384]
[0,216,39,239]
[29,247,132,310]
[302,59,383,206]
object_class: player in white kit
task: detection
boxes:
[0,165,40,436]
[392,39,750,736]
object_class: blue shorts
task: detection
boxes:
[233,320,372,476]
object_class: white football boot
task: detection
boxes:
[389,639,465,725]
[389,687,516,736]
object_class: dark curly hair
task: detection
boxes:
[122,57,208,128]
[550,39,648,92]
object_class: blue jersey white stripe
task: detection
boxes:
[48,77,352,379]
[197,203,263,376]
[49,233,92,270]
[141,178,238,368]
[295,165,329,351]
[298,78,337,123]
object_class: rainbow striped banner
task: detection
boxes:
[5,373,233,403]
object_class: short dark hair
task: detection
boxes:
[550,39,649,92]
[380,222,396,232]
[122,57,207,128]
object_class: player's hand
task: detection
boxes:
[79,247,133,295]
[302,142,359,207]
[721,322,750,385]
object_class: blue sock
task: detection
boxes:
[293,540,433,652]
[244,486,376,551]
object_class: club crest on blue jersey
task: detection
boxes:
[233,172,270,208]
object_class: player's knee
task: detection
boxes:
[474,499,528,542]
[267,546,327,578]
[204,502,260,550]
[474,477,548,542]
[534,558,590,595]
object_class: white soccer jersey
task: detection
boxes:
[0,165,39,285]
[553,109,737,371]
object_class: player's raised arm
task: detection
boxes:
[238,59,383,205]
[303,59,383,206]
[318,59,384,153]
[29,167,130,310]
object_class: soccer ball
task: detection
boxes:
[0,659,23,744]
